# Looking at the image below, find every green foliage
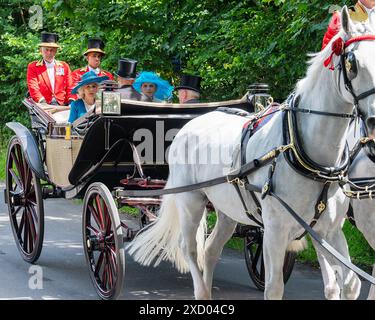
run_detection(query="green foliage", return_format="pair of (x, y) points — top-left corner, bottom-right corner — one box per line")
(0, 0), (352, 138)
(297, 221), (375, 267)
(0, 144), (6, 181)
(207, 211), (374, 267)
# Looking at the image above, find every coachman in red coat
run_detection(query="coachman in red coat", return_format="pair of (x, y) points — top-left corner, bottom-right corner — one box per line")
(71, 38), (114, 100)
(27, 32), (73, 105)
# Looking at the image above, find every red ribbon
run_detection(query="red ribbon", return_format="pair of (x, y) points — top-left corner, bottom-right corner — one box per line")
(324, 35), (375, 71)
(324, 37), (344, 70)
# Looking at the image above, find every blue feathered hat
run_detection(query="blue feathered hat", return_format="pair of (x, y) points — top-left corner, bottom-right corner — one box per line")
(133, 71), (174, 100)
(71, 70), (109, 94)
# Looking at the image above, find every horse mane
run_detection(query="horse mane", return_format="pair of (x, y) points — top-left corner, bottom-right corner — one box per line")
(296, 20), (373, 101)
(295, 30), (345, 101)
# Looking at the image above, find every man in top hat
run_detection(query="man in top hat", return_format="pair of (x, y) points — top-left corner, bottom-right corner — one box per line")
(27, 32), (73, 105)
(176, 74), (202, 104)
(71, 38), (114, 100)
(322, 1), (375, 50)
(116, 58), (150, 101)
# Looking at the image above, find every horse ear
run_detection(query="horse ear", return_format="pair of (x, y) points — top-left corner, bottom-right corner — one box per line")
(341, 5), (352, 35)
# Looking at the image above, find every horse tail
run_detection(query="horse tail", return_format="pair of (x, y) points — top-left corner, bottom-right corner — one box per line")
(286, 237), (307, 252)
(127, 191), (207, 274)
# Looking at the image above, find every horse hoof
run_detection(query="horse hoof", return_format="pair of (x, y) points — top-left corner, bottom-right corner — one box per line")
(324, 286), (340, 300)
(342, 276), (361, 300)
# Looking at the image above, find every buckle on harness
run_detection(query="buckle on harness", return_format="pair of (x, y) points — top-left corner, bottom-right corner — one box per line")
(227, 176), (246, 188)
(317, 201), (326, 214)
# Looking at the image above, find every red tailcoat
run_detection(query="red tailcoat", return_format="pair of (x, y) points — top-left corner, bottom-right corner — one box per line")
(71, 66), (114, 100)
(27, 60), (73, 105)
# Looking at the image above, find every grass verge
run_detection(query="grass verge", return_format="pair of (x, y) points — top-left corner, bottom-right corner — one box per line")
(0, 144), (6, 181)
(208, 212), (375, 268)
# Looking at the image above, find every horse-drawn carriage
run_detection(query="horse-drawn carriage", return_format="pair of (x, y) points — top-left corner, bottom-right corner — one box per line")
(4, 83), (288, 299)
(6, 6), (375, 300)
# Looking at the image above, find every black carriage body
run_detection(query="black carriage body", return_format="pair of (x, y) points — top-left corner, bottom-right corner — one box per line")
(5, 95), (298, 301)
(16, 97), (253, 198)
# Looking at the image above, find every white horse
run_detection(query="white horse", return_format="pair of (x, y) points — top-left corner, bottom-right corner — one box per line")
(317, 121), (375, 300)
(347, 147), (375, 300)
(128, 7), (375, 300)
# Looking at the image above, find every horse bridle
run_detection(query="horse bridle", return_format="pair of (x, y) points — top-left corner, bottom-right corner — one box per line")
(340, 35), (375, 116)
(281, 35), (375, 182)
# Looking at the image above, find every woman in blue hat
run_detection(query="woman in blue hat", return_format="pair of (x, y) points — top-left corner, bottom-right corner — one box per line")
(133, 71), (173, 102)
(68, 70), (108, 123)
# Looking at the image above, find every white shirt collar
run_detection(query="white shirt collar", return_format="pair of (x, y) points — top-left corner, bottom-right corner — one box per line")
(44, 59), (55, 67)
(83, 100), (96, 112)
(89, 66), (100, 74)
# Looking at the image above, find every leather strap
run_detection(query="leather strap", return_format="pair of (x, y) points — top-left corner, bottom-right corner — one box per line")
(270, 190), (375, 285)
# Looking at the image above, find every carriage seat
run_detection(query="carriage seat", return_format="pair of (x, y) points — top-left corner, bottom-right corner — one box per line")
(52, 109), (70, 124)
(36, 103), (71, 124)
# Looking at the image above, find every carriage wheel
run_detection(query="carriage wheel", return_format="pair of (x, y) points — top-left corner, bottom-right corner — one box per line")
(82, 182), (125, 300)
(5, 136), (44, 263)
(244, 227), (296, 291)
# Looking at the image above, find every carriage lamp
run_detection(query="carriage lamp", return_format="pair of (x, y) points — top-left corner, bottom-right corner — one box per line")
(102, 91), (121, 115)
(247, 83), (272, 113)
(96, 80), (121, 115)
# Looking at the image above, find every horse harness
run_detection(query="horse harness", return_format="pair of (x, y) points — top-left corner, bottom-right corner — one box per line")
(115, 35), (375, 284)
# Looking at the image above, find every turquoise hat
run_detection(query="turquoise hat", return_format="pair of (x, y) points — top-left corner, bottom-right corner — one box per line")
(133, 71), (174, 100)
(71, 70), (109, 94)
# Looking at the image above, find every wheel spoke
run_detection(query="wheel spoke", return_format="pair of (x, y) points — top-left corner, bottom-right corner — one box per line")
(106, 232), (114, 244)
(107, 249), (117, 285)
(23, 212), (29, 252)
(28, 199), (37, 207)
(9, 168), (23, 192)
(95, 195), (105, 231)
(26, 185), (36, 202)
(24, 166), (32, 194)
(94, 251), (105, 277)
(11, 205), (22, 217)
(27, 203), (39, 225)
(106, 251), (114, 289)
(16, 209), (26, 239)
(88, 204), (103, 231)
(108, 245), (117, 265)
(104, 204), (112, 235)
(26, 206), (37, 241)
(14, 146), (26, 184)
(26, 209), (35, 253)
(86, 225), (100, 236)
(10, 150), (22, 182)
(102, 256), (109, 290)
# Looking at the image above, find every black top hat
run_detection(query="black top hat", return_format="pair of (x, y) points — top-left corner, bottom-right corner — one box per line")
(115, 58), (138, 79)
(84, 38), (106, 56)
(39, 32), (60, 48)
(175, 75), (202, 93)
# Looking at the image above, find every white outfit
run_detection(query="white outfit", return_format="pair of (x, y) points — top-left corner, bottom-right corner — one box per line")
(44, 59), (55, 92)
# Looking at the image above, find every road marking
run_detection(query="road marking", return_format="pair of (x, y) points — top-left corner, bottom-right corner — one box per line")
(0, 297), (32, 300)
